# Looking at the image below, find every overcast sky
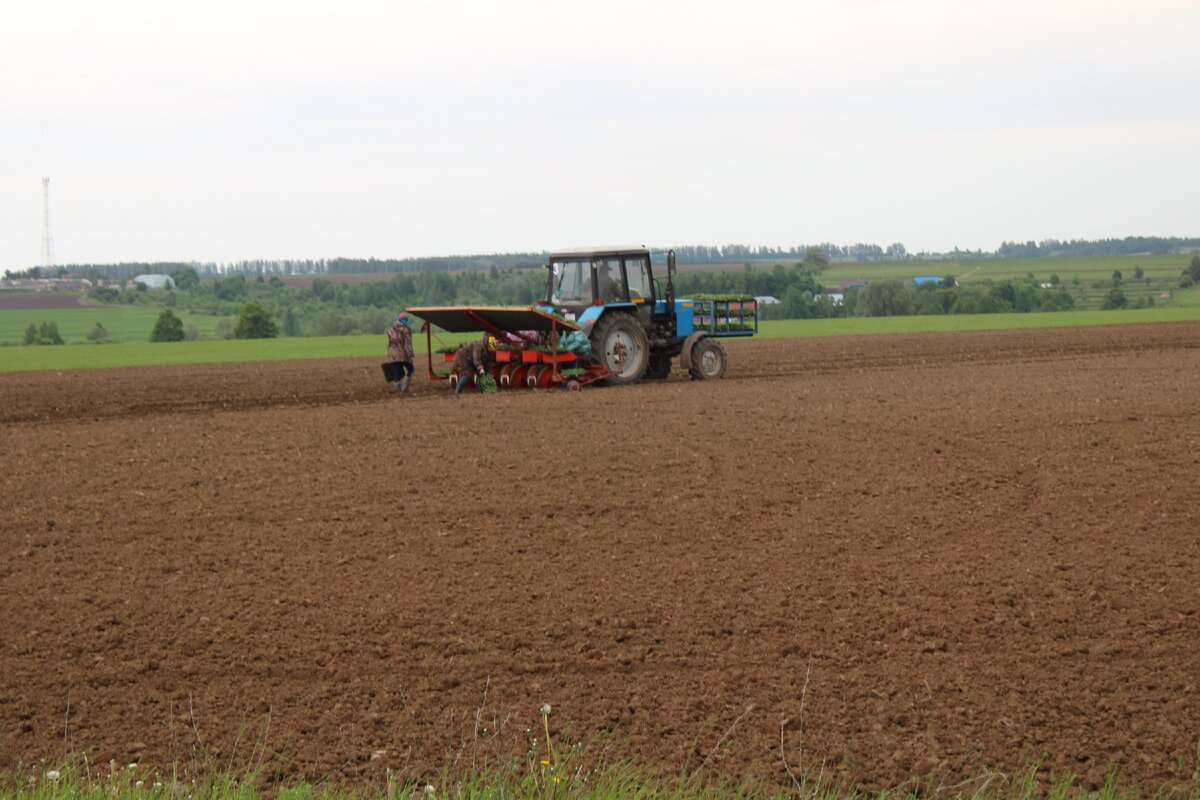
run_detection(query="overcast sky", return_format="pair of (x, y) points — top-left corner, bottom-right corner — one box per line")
(2, 0), (1198, 267)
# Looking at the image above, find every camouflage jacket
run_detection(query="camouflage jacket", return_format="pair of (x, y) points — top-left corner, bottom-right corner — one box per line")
(386, 322), (414, 362)
(452, 338), (494, 375)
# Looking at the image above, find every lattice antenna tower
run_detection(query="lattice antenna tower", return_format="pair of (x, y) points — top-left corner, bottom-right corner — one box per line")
(41, 176), (55, 272)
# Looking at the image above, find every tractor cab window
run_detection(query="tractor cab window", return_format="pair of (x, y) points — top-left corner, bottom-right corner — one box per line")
(594, 258), (623, 303)
(550, 260), (593, 306)
(625, 257), (651, 300)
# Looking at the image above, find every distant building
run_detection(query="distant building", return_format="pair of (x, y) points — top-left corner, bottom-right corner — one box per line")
(835, 279), (868, 292)
(913, 276), (942, 285)
(129, 274), (175, 290)
(0, 278), (92, 292)
(754, 295), (781, 305)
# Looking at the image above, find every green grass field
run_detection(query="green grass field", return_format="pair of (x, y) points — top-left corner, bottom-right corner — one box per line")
(2, 306), (1197, 374)
(809, 253), (1196, 311)
(0, 305), (221, 344)
(756, 305), (1200, 338)
(815, 253), (1194, 285)
(0, 331), (479, 373)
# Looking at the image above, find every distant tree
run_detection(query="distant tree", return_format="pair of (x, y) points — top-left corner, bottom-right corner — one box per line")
(1133, 265), (1144, 280)
(213, 274), (248, 301)
(281, 306), (301, 337)
(86, 322), (110, 342)
(150, 309), (185, 342)
(1101, 288), (1129, 310)
(857, 279), (913, 317)
(213, 317), (235, 339)
(169, 267), (200, 290)
(1186, 255), (1200, 284)
(22, 323), (37, 345)
(38, 321), (64, 345)
(235, 300), (279, 339)
(88, 286), (120, 303)
(780, 286), (815, 319)
(310, 278), (336, 302)
(1112, 270), (1123, 287)
(1049, 273), (1061, 286)
(803, 246), (830, 273)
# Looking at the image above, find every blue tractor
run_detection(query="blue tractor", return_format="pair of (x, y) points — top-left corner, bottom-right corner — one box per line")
(539, 246), (758, 384)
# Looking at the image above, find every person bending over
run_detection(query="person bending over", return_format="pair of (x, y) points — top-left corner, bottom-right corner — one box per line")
(452, 335), (499, 395)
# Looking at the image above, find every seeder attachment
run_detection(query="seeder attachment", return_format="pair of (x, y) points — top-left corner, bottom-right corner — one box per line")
(406, 305), (610, 391)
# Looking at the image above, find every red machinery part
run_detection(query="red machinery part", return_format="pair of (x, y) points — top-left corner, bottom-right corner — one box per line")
(509, 363), (532, 387)
(524, 365), (550, 388)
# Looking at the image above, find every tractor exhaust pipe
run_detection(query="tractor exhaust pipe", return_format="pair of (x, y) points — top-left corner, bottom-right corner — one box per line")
(666, 249), (676, 306)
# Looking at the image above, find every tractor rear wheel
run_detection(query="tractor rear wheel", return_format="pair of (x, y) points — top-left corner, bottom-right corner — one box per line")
(688, 337), (726, 380)
(591, 313), (649, 384)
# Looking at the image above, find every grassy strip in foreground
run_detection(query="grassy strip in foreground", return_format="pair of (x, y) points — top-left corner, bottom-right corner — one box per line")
(757, 306), (1200, 339)
(0, 332), (477, 374)
(4, 760), (1199, 800)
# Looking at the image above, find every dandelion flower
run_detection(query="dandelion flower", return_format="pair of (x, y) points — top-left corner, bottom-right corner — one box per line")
(45, 771), (61, 782)
(540, 759), (550, 767)
(424, 784), (436, 795)
(540, 704), (551, 716)
(552, 776), (563, 784)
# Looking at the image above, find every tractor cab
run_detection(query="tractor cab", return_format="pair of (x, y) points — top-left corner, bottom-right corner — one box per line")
(544, 246), (675, 335)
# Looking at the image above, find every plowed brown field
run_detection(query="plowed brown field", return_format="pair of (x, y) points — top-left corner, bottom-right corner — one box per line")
(2, 323), (1199, 790)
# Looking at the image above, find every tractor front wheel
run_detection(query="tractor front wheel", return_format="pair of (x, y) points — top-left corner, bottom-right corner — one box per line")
(591, 313), (649, 385)
(688, 337), (727, 380)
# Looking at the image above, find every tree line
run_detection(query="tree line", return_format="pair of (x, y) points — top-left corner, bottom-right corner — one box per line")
(78, 255), (1106, 341)
(11, 235), (1197, 282)
(997, 236), (1200, 258)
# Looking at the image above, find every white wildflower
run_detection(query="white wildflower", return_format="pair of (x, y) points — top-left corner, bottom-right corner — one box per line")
(540, 704), (551, 716)
(424, 784), (436, 795)
(46, 770), (61, 782)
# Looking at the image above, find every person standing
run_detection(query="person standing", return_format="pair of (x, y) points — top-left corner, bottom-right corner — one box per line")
(385, 312), (415, 394)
